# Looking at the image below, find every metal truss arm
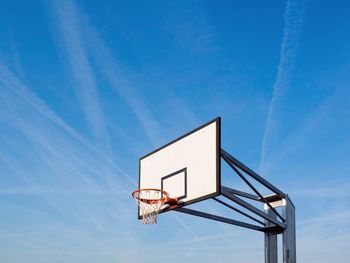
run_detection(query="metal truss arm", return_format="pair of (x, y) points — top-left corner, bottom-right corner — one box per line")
(176, 207), (265, 232)
(212, 197), (265, 225)
(221, 188), (285, 229)
(221, 149), (285, 198)
(221, 186), (261, 202)
(221, 151), (285, 222)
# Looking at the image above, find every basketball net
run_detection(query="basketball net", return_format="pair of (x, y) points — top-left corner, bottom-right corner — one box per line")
(132, 189), (168, 224)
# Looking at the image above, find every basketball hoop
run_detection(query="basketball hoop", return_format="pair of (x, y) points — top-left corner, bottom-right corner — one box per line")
(132, 188), (178, 224)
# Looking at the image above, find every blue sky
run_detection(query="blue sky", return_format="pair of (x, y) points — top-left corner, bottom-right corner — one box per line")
(0, 0), (349, 262)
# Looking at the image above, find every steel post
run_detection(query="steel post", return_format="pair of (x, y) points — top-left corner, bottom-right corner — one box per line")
(283, 196), (296, 263)
(265, 206), (278, 263)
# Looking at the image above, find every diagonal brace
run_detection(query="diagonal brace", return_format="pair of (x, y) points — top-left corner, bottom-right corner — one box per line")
(175, 207), (265, 232)
(221, 149), (285, 198)
(221, 153), (285, 222)
(213, 197), (265, 225)
(221, 188), (285, 229)
(221, 186), (261, 202)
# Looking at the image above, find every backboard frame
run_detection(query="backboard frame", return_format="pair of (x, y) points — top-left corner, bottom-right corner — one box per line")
(137, 117), (221, 219)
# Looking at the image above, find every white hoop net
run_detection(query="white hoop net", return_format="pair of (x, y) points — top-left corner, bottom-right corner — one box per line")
(132, 189), (168, 224)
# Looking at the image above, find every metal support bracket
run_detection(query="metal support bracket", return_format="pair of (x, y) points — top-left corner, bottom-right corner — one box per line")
(173, 149), (295, 263)
(221, 187), (285, 229)
(176, 207), (265, 232)
(221, 149), (285, 198)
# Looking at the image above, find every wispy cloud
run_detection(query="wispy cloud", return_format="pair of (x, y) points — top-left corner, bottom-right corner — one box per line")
(0, 61), (142, 259)
(0, 61), (135, 186)
(260, 0), (305, 173)
(297, 209), (350, 263)
(48, 0), (171, 147)
(293, 183), (350, 198)
(85, 28), (164, 147)
(48, 0), (111, 152)
(164, 4), (217, 55)
(82, 4), (202, 146)
(262, 86), (350, 173)
(0, 61), (137, 204)
(0, 64), (137, 252)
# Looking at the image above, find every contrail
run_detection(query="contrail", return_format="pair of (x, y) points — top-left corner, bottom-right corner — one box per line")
(48, 0), (112, 152)
(260, 0), (305, 173)
(85, 28), (164, 147)
(0, 61), (136, 186)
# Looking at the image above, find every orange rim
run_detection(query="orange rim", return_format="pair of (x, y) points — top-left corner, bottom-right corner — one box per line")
(131, 188), (178, 205)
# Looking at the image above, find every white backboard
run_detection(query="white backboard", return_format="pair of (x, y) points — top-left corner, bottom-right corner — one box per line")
(138, 117), (221, 218)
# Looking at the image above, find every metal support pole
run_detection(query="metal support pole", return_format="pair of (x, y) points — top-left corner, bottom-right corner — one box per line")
(264, 196), (296, 263)
(283, 196), (296, 263)
(265, 206), (278, 263)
